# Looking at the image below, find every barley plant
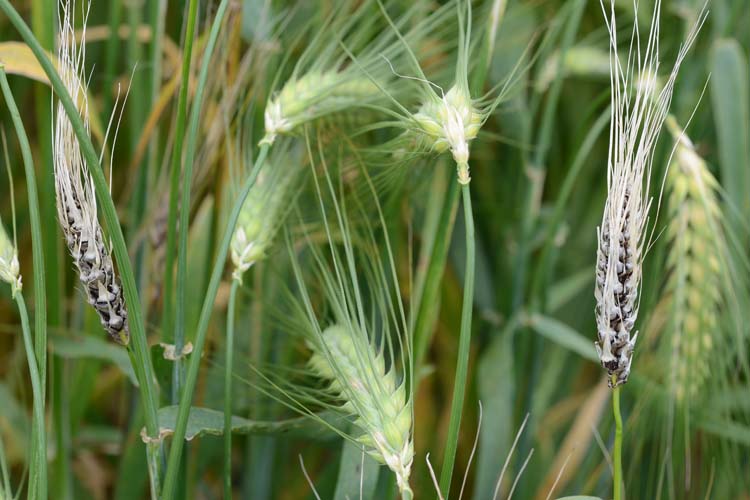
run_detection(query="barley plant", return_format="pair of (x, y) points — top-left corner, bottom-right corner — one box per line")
(0, 0), (748, 499)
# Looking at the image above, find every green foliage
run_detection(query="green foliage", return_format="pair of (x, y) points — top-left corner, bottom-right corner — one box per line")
(0, 0), (747, 499)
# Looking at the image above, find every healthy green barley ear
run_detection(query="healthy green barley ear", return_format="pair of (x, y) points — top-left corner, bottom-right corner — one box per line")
(664, 118), (725, 403)
(260, 71), (378, 146)
(371, 0), (521, 184)
(259, 0), (440, 147)
(0, 216), (20, 297)
(231, 140), (305, 281)
(258, 0), (384, 146)
(308, 325), (413, 495)
(252, 134), (415, 497)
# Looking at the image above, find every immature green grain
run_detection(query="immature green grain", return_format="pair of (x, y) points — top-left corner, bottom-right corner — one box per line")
(308, 325), (413, 496)
(260, 71), (378, 146)
(374, 1), (516, 185)
(665, 122), (723, 403)
(265, 134), (415, 497)
(0, 216), (20, 296)
(231, 144), (304, 281)
(411, 85), (482, 184)
(260, 0), (444, 147)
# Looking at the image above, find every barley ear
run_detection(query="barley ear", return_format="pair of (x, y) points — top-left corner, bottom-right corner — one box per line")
(231, 142), (304, 282)
(261, 71), (379, 146)
(665, 119), (723, 403)
(53, 0), (129, 345)
(0, 218), (20, 297)
(594, 0), (706, 387)
(308, 325), (414, 496)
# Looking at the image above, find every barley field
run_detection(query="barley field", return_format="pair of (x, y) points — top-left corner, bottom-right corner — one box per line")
(0, 0), (748, 499)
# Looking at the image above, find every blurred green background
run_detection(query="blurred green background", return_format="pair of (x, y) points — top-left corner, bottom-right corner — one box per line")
(0, 0), (748, 498)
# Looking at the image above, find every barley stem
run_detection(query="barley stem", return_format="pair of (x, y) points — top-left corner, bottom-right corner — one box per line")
(439, 183), (475, 497)
(413, 170), (459, 369)
(14, 293), (47, 500)
(162, 143), (269, 499)
(0, 67), (48, 500)
(102, 0), (122, 116)
(224, 278), (240, 497)
(176, 0), (231, 404)
(612, 376), (623, 500)
(165, 0), (200, 404)
(30, 2), (70, 493)
(0, 3), (163, 494)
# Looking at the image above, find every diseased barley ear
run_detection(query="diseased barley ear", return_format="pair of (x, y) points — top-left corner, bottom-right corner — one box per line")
(665, 122), (722, 403)
(308, 325), (413, 496)
(594, 0), (706, 387)
(53, 0), (129, 345)
(0, 216), (21, 296)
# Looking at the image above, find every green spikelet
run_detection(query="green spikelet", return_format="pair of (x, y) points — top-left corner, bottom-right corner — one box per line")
(260, 71), (379, 146)
(665, 124), (722, 403)
(309, 325), (413, 496)
(412, 85), (482, 181)
(0, 216), (20, 295)
(230, 147), (303, 281)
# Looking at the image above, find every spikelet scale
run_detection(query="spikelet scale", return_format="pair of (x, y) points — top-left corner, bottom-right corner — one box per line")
(594, 0), (705, 386)
(54, 0), (129, 345)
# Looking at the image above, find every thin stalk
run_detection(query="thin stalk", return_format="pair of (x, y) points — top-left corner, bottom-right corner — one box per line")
(0, 68), (47, 387)
(0, 67), (47, 500)
(14, 293), (47, 500)
(173, 4), (231, 488)
(613, 379), (623, 500)
(511, 0), (585, 311)
(0, 3), (163, 495)
(0, 428), (11, 498)
(164, 0), (201, 403)
(126, 0), (145, 157)
(439, 183), (475, 497)
(126, 0), (148, 294)
(413, 172), (459, 369)
(224, 278), (239, 497)
(26, 0), (51, 384)
(147, 0), (166, 171)
(102, 0), (123, 115)
(161, 144), (269, 499)
(136, 0), (167, 300)
(175, 0), (230, 403)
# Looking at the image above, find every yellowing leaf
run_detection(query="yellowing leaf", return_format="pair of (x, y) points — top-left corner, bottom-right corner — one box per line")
(0, 41), (55, 84)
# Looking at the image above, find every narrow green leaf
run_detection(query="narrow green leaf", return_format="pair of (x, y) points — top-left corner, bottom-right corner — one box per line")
(710, 39), (750, 217)
(547, 268), (593, 313)
(50, 335), (138, 387)
(473, 329), (515, 500)
(334, 440), (380, 500)
(152, 406), (338, 442)
(527, 313), (597, 362)
(0, 383), (29, 450)
(698, 417), (750, 446)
